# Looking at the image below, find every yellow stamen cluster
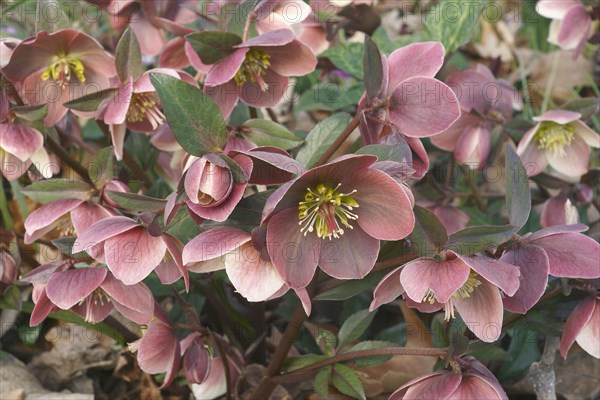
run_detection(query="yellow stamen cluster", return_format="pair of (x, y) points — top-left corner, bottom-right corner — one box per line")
(234, 49), (271, 90)
(422, 271), (482, 321)
(534, 121), (575, 156)
(298, 183), (359, 240)
(81, 289), (111, 322)
(41, 55), (86, 87)
(127, 92), (165, 129)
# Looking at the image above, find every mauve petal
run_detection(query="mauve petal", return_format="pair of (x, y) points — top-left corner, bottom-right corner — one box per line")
(400, 257), (470, 304)
(155, 257), (182, 284)
(103, 227), (167, 284)
(267, 208), (320, 289)
(448, 375), (506, 400)
(162, 233), (189, 291)
(205, 48), (249, 86)
(517, 143), (548, 177)
(21, 262), (67, 284)
(137, 320), (178, 374)
(46, 268), (107, 309)
(186, 180), (246, 222)
(389, 372), (450, 400)
(546, 134), (590, 177)
(204, 80), (240, 120)
(239, 69), (288, 108)
(104, 78), (134, 125)
(575, 298), (600, 359)
(0, 150), (29, 181)
(183, 227), (250, 265)
(109, 123), (127, 161)
(70, 203), (113, 236)
(159, 37), (190, 69)
(297, 25), (328, 55)
(30, 288), (56, 326)
(389, 77), (461, 138)
(370, 266), (404, 311)
(294, 287), (312, 316)
(386, 42), (446, 93)
(431, 114), (480, 152)
(318, 225), (379, 280)
(72, 216), (138, 253)
(536, 0), (579, 19)
(571, 120), (600, 148)
(558, 5), (591, 51)
(191, 357), (227, 400)
(540, 197), (568, 228)
(433, 206), (470, 235)
(533, 110), (581, 124)
(447, 70), (495, 114)
(135, 68), (183, 93)
(24, 199), (85, 244)
(185, 157), (231, 204)
(231, 149), (303, 185)
(0, 124), (44, 162)
(73, 295), (114, 323)
(130, 14), (166, 57)
(349, 168), (415, 240)
(266, 40), (317, 77)
(454, 125), (491, 166)
(101, 274), (154, 324)
(500, 245), (549, 314)
(224, 242), (286, 302)
(238, 29), (295, 48)
(528, 223), (588, 240)
(560, 296), (597, 358)
(532, 233), (600, 278)
(402, 372), (463, 400)
(455, 253), (520, 296)
(454, 279), (504, 342)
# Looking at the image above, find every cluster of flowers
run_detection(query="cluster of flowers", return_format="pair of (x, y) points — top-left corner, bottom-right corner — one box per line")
(1, 0), (599, 398)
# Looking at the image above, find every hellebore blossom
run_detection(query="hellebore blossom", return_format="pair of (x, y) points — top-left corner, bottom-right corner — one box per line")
(431, 64), (522, 168)
(0, 119), (51, 180)
(517, 110), (600, 178)
(501, 224), (600, 314)
(560, 296), (600, 359)
(262, 154), (415, 289)
(389, 357), (508, 400)
(202, 29), (317, 119)
(2, 29), (116, 126)
(537, 0), (592, 58)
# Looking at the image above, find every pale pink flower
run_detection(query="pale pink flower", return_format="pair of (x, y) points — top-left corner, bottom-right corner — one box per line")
(537, 0), (592, 58)
(560, 296), (600, 359)
(0, 121), (51, 180)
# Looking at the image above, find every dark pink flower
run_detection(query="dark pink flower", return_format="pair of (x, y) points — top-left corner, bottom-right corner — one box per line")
(425, 203), (470, 235)
(202, 29), (317, 119)
(262, 154), (415, 289)
(540, 196), (572, 228)
(537, 0), (592, 58)
(517, 110), (599, 178)
(0, 121), (51, 180)
(180, 332), (211, 384)
(2, 29), (116, 126)
(0, 250), (18, 284)
(560, 296), (599, 359)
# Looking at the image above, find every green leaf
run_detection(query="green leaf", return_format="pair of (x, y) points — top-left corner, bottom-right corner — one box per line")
(296, 112), (353, 168)
(423, 0), (485, 53)
(332, 363), (366, 400)
(241, 119), (302, 150)
(363, 36), (383, 100)
(355, 142), (411, 164)
(51, 237), (89, 258)
(497, 328), (541, 381)
(503, 119), (535, 142)
(322, 42), (364, 79)
(337, 309), (376, 350)
(88, 147), (114, 187)
(64, 88), (119, 112)
(11, 104), (47, 121)
(151, 73), (228, 156)
(296, 83), (364, 112)
(218, 154), (248, 183)
(18, 324), (42, 346)
(408, 205), (448, 257)
(445, 224), (518, 255)
(226, 0), (260, 37)
(115, 27), (143, 81)
(505, 145), (531, 229)
(317, 329), (338, 355)
(314, 270), (388, 301)
(314, 367), (332, 399)
(346, 341), (395, 367)
(35, 0), (69, 33)
(283, 354), (329, 372)
(200, 190), (272, 232)
(106, 191), (166, 212)
(185, 31), (243, 64)
(22, 179), (92, 204)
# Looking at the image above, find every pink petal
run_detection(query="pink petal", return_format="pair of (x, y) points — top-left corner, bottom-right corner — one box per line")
(70, 203), (113, 236)
(430, 114), (480, 152)
(389, 77), (461, 138)
(454, 279), (504, 342)
(130, 13), (166, 57)
(400, 257), (471, 304)
(110, 123), (127, 161)
(348, 168), (415, 240)
(266, 207), (320, 289)
(0, 150), (30, 181)
(395, 372), (462, 400)
(186, 180), (246, 222)
(455, 253), (521, 296)
(191, 357), (227, 400)
(159, 37), (190, 69)
(185, 157), (232, 205)
(204, 80), (240, 120)
(454, 125), (491, 166)
(161, 233), (189, 291)
(103, 78), (134, 125)
(386, 42), (446, 93)
(182, 227), (250, 265)
(239, 69), (288, 108)
(266, 40), (317, 77)
(557, 5), (591, 51)
(560, 297), (597, 358)
(528, 223), (588, 240)
(24, 199), (84, 244)
(533, 110), (581, 124)
(448, 375), (507, 400)
(532, 233), (600, 278)
(0, 124), (44, 162)
(135, 68), (182, 93)
(205, 48), (249, 87)
(30, 288), (56, 326)
(432, 206), (470, 235)
(294, 287), (312, 316)
(73, 295), (114, 323)
(46, 268), (107, 309)
(101, 274), (154, 324)
(72, 216), (138, 253)
(137, 320), (178, 375)
(369, 266), (404, 311)
(500, 245), (549, 314)
(536, 0), (580, 19)
(546, 134), (590, 177)
(540, 197), (568, 228)
(238, 29), (295, 48)
(571, 120), (600, 148)
(575, 298), (600, 359)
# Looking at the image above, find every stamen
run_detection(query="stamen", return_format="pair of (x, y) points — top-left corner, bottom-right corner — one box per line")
(420, 271), (482, 321)
(127, 92), (165, 128)
(534, 121), (575, 156)
(41, 55), (86, 88)
(234, 49), (271, 91)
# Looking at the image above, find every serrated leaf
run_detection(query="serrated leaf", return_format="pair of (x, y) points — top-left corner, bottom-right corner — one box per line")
(296, 112), (352, 168)
(337, 309), (376, 350)
(36, 0), (69, 33)
(355, 142), (411, 164)
(423, 0), (485, 53)
(505, 145), (531, 229)
(296, 83), (364, 112)
(332, 364), (366, 400)
(226, 0), (260, 37)
(64, 88), (119, 112)
(11, 104), (47, 121)
(346, 340), (395, 367)
(115, 27), (143, 81)
(151, 73), (228, 156)
(185, 31), (242, 64)
(317, 329), (338, 355)
(241, 119), (302, 150)
(88, 147), (114, 187)
(106, 191), (166, 212)
(283, 354), (329, 372)
(22, 180), (92, 204)
(363, 36), (383, 101)
(314, 366), (332, 399)
(408, 205), (448, 257)
(322, 42), (364, 79)
(445, 225), (518, 255)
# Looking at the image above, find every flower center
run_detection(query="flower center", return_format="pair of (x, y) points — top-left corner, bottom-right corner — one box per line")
(534, 121), (575, 156)
(234, 49), (271, 91)
(126, 92), (165, 129)
(41, 55), (86, 87)
(298, 183), (359, 240)
(422, 271), (481, 321)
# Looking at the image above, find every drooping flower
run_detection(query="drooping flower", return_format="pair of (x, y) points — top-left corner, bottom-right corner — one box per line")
(2, 29), (116, 126)
(539, 196), (577, 228)
(560, 296), (600, 359)
(0, 250), (18, 285)
(517, 110), (600, 178)
(431, 64), (522, 168)
(201, 29), (317, 119)
(537, 0), (592, 58)
(262, 154), (415, 289)
(0, 119), (51, 180)
(180, 332), (211, 384)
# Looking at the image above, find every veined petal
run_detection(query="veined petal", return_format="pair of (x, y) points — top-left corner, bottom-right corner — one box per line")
(72, 216), (138, 253)
(532, 233), (600, 278)
(101, 273), (154, 325)
(182, 227), (250, 265)
(0, 124), (44, 162)
(400, 257), (470, 304)
(370, 266), (404, 311)
(501, 245), (549, 314)
(387, 42), (446, 93)
(560, 296), (597, 358)
(46, 268), (107, 309)
(24, 199), (85, 244)
(454, 279), (504, 343)
(546, 134), (590, 177)
(455, 253), (521, 296)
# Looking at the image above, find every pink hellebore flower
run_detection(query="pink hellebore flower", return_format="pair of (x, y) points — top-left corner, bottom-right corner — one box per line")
(203, 29), (317, 119)
(72, 216), (188, 287)
(389, 357), (507, 400)
(517, 110), (600, 178)
(262, 154), (415, 290)
(537, 0), (592, 58)
(540, 196), (575, 228)
(0, 121), (51, 181)
(2, 29), (116, 126)
(0, 251), (18, 285)
(431, 64), (522, 168)
(560, 296), (600, 359)
(501, 224), (600, 314)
